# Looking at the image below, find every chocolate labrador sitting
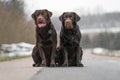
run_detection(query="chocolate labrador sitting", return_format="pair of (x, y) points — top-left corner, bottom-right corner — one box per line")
(31, 9), (57, 67)
(57, 12), (84, 67)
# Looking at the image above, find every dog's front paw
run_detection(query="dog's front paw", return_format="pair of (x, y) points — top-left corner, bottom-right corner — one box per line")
(50, 60), (56, 67)
(40, 64), (46, 67)
(77, 63), (84, 67)
(40, 60), (46, 67)
(33, 63), (41, 67)
(62, 63), (68, 67)
(50, 63), (56, 67)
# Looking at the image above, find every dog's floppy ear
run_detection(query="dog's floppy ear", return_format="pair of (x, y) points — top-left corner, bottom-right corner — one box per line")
(59, 14), (62, 21)
(59, 12), (65, 21)
(31, 10), (39, 20)
(44, 9), (52, 17)
(73, 12), (80, 22)
(31, 12), (35, 20)
(48, 10), (52, 17)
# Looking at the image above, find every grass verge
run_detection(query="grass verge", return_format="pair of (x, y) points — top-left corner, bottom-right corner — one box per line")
(0, 54), (31, 62)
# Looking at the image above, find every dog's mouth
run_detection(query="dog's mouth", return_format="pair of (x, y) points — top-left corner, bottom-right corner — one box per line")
(65, 22), (72, 27)
(37, 16), (46, 28)
(64, 18), (73, 29)
(37, 21), (46, 28)
(65, 21), (73, 29)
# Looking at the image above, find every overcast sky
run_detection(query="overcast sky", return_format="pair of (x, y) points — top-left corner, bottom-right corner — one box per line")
(24, 0), (120, 17)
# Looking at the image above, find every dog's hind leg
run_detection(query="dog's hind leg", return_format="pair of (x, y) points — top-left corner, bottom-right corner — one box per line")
(32, 47), (42, 67)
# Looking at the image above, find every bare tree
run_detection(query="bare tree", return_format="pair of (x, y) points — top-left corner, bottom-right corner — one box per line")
(0, 0), (35, 44)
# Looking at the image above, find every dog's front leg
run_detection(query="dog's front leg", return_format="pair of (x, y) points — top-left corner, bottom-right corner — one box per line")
(50, 44), (56, 67)
(76, 46), (84, 67)
(38, 47), (46, 66)
(62, 48), (68, 67)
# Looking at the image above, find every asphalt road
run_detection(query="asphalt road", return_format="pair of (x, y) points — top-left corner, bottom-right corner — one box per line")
(31, 49), (120, 80)
(0, 49), (120, 80)
(0, 57), (41, 80)
(31, 60), (120, 80)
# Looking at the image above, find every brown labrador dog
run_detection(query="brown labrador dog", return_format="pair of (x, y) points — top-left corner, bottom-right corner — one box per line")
(58, 12), (84, 67)
(31, 9), (57, 67)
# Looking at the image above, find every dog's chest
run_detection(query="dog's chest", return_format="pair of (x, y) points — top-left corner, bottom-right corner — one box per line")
(39, 29), (53, 47)
(61, 30), (79, 47)
(39, 29), (52, 39)
(62, 30), (76, 41)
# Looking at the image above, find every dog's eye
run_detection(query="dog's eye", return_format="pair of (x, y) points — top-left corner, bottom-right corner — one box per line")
(64, 17), (67, 20)
(36, 13), (40, 16)
(70, 17), (73, 20)
(40, 12), (44, 15)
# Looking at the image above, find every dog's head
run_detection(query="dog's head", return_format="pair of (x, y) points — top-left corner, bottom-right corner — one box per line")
(31, 9), (52, 28)
(59, 12), (80, 29)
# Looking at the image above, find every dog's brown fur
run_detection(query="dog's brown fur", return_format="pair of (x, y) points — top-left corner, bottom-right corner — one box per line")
(31, 9), (57, 67)
(57, 12), (84, 67)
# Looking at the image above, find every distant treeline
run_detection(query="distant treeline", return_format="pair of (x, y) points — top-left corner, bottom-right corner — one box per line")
(52, 12), (120, 30)
(81, 32), (120, 50)
(79, 12), (120, 29)
(0, 0), (120, 50)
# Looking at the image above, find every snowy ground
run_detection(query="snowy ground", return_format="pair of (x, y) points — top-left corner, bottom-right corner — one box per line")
(81, 27), (120, 34)
(93, 48), (120, 57)
(0, 42), (120, 57)
(0, 42), (34, 57)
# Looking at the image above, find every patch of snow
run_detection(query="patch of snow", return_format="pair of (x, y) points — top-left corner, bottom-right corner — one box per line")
(81, 27), (120, 34)
(0, 42), (34, 57)
(93, 48), (105, 54)
(93, 48), (120, 57)
(17, 42), (34, 48)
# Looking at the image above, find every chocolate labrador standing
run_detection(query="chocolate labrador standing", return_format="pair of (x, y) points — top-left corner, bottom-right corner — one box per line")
(58, 12), (84, 67)
(31, 9), (57, 67)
